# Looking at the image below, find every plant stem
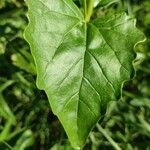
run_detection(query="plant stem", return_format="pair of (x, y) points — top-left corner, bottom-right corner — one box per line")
(1, 141), (13, 150)
(96, 124), (121, 150)
(127, 0), (132, 16)
(138, 114), (150, 133)
(84, 0), (94, 22)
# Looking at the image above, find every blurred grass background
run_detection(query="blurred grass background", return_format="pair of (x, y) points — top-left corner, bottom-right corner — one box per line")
(0, 0), (150, 150)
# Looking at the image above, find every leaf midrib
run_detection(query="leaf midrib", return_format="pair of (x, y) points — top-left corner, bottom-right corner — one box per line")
(77, 22), (87, 141)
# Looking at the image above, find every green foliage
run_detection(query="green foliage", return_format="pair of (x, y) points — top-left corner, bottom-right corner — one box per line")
(0, 0), (150, 150)
(25, 0), (145, 149)
(100, 0), (119, 6)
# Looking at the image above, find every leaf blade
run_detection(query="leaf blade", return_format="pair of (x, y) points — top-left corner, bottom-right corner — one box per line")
(25, 1), (145, 149)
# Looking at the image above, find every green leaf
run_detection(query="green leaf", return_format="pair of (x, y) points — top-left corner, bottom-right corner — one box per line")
(0, 82), (16, 141)
(0, 42), (5, 55)
(25, 0), (145, 149)
(85, 0), (119, 7)
(50, 142), (74, 150)
(80, 0), (117, 7)
(0, 119), (13, 141)
(94, 0), (101, 7)
(100, 0), (119, 6)
(0, 94), (16, 124)
(11, 50), (36, 74)
(13, 130), (34, 150)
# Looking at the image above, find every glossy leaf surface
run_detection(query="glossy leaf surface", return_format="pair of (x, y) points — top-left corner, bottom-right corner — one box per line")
(25, 0), (145, 149)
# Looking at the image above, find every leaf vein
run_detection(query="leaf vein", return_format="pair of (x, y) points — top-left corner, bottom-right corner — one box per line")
(51, 22), (81, 60)
(38, 0), (81, 20)
(99, 31), (129, 73)
(43, 22), (81, 79)
(63, 91), (79, 110)
(62, 0), (80, 18)
(83, 77), (101, 103)
(58, 58), (83, 87)
(79, 99), (97, 117)
(87, 51), (116, 93)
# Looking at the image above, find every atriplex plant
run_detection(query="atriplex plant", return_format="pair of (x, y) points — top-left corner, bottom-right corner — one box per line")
(25, 0), (145, 149)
